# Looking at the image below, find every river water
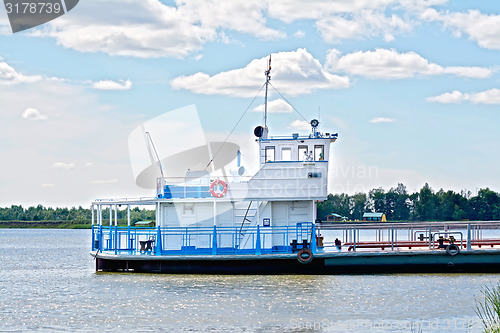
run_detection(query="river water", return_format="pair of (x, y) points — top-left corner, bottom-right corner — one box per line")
(0, 229), (498, 332)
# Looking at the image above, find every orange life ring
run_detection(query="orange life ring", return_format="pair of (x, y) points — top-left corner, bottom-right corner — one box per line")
(210, 179), (228, 198)
(297, 248), (313, 264)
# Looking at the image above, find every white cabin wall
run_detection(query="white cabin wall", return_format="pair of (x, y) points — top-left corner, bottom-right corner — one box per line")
(216, 202), (234, 247)
(266, 200), (312, 248)
(267, 201), (312, 226)
(259, 201), (272, 225)
(160, 202), (217, 227)
(247, 162), (328, 200)
(216, 202), (234, 226)
(271, 202), (288, 247)
(271, 202), (289, 226)
(180, 203), (196, 226)
(289, 201), (312, 223)
(159, 201), (257, 228)
(195, 203), (213, 227)
(163, 204), (180, 227)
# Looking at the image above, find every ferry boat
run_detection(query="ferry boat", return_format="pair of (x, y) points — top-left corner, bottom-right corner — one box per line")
(91, 56), (500, 274)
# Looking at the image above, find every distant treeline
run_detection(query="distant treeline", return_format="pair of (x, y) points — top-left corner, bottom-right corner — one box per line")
(317, 183), (500, 221)
(1, 183), (499, 224)
(0, 205), (155, 225)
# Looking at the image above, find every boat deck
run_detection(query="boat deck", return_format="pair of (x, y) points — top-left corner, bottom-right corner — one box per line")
(91, 220), (500, 274)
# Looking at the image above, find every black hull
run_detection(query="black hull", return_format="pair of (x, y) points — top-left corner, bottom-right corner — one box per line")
(95, 250), (500, 275)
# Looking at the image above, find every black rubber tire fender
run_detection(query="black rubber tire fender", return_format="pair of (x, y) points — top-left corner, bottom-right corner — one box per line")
(297, 248), (313, 264)
(446, 244), (460, 256)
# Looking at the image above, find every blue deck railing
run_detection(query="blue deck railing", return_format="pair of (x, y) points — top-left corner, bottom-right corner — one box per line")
(91, 223), (317, 255)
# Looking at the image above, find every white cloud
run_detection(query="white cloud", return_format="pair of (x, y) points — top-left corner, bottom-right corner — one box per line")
(92, 79), (132, 90)
(290, 119), (311, 131)
(266, 0), (447, 43)
(293, 30), (305, 38)
(267, 0), (445, 23)
(33, 0), (284, 59)
(41, 183), (55, 188)
(171, 49), (349, 97)
(442, 66), (492, 79)
(316, 10), (412, 43)
(84, 162), (95, 168)
(179, 0), (285, 40)
(21, 108), (48, 120)
(90, 179), (119, 184)
(51, 162), (76, 170)
(10, 0), (464, 59)
(422, 9), (500, 50)
(325, 48), (493, 79)
(0, 10), (11, 35)
(468, 89), (500, 104)
(427, 89), (500, 104)
(252, 99), (293, 113)
(0, 62), (42, 85)
(369, 117), (396, 123)
(4, 0), (461, 60)
(426, 90), (464, 104)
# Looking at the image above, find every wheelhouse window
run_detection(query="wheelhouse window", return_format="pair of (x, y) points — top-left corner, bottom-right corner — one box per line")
(314, 145), (324, 161)
(265, 146), (275, 162)
(281, 147), (292, 161)
(298, 145), (308, 161)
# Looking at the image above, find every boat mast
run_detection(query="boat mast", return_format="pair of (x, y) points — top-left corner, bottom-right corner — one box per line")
(264, 55), (271, 133)
(145, 131), (165, 179)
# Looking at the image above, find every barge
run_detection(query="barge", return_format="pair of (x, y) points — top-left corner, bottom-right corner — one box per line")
(90, 56), (500, 274)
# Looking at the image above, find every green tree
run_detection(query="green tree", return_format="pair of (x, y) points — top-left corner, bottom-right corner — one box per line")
(415, 183), (438, 221)
(368, 188), (385, 213)
(390, 183), (410, 221)
(351, 192), (367, 220)
(477, 188), (500, 221)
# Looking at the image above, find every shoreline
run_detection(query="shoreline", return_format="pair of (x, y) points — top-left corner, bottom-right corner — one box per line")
(0, 221), (91, 229)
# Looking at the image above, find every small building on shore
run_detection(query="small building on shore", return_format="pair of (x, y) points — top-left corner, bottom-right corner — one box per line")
(363, 212), (386, 222)
(326, 213), (348, 222)
(134, 220), (155, 227)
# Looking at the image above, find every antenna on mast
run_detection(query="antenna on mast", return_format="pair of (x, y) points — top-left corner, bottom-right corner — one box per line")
(145, 131), (165, 179)
(263, 55), (271, 136)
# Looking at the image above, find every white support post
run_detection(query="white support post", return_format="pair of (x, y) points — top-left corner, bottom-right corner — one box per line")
(91, 204), (94, 226)
(257, 201), (260, 226)
(114, 205), (118, 227)
(109, 205), (112, 226)
(157, 202), (161, 228)
(213, 201), (217, 226)
(312, 200), (316, 223)
(127, 205), (131, 227)
(127, 204), (132, 250)
(156, 202), (160, 227)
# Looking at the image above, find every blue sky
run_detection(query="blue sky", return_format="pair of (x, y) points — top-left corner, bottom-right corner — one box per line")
(1, 0), (499, 207)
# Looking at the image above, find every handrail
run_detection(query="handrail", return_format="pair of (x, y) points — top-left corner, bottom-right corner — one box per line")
(92, 223), (315, 255)
(317, 220), (500, 229)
